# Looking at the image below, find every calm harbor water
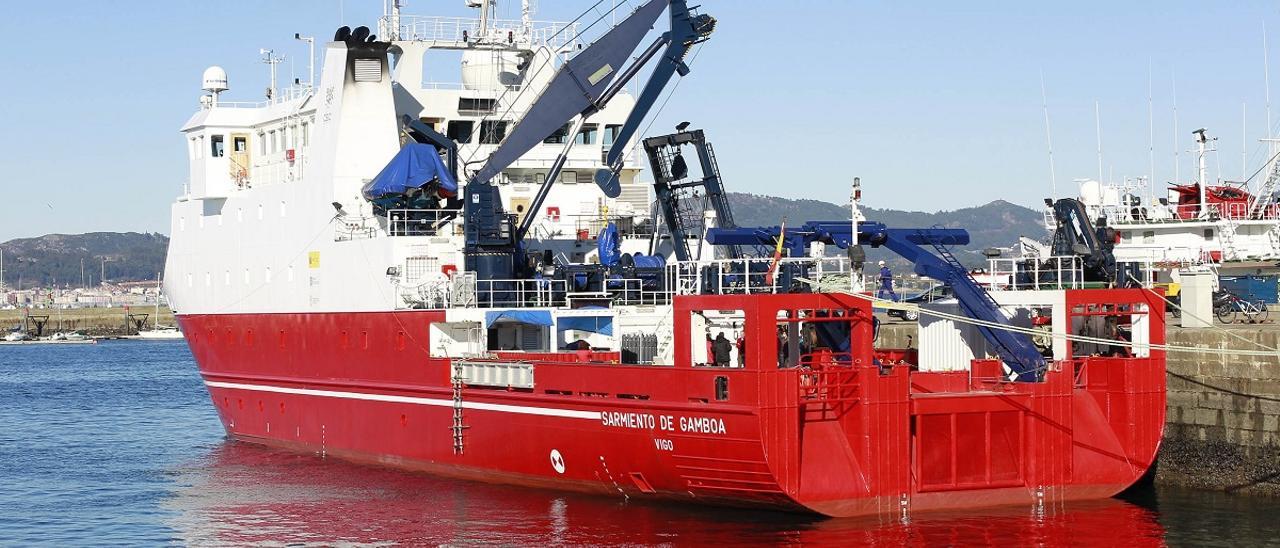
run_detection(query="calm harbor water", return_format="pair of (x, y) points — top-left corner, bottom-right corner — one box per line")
(1, 340), (1278, 546)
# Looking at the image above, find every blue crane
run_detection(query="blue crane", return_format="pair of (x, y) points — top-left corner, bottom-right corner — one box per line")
(459, 0), (716, 281)
(706, 221), (1047, 382)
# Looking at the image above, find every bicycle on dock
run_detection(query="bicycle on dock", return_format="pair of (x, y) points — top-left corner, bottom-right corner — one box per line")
(1213, 290), (1270, 324)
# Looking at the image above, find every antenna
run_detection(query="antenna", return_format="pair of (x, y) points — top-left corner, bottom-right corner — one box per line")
(1267, 22), (1273, 142)
(1039, 70), (1058, 197)
(1095, 100), (1104, 183)
(260, 48), (285, 102)
(1244, 102), (1249, 182)
(1147, 61), (1155, 187)
(1173, 70), (1180, 183)
(295, 33), (315, 89)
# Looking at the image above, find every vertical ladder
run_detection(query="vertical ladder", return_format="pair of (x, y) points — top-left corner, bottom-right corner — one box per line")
(1219, 220), (1239, 261)
(451, 360), (468, 454)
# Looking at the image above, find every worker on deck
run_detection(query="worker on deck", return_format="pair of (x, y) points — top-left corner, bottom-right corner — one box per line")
(877, 260), (898, 301)
(712, 333), (732, 367)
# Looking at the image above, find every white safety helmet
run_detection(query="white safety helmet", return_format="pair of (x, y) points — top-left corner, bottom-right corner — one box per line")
(878, 260), (885, 266)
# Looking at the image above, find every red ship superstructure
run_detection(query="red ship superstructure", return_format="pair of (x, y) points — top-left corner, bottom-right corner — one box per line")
(167, 0), (1166, 518)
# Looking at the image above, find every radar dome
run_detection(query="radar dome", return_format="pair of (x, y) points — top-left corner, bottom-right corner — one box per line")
(202, 66), (229, 93)
(460, 50), (524, 91)
(1078, 179), (1103, 207)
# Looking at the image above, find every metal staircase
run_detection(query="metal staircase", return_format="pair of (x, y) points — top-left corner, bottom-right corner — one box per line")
(1249, 157), (1280, 219)
(923, 233), (1046, 381)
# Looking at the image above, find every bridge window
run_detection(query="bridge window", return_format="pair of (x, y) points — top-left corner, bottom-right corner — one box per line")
(458, 97), (496, 114)
(233, 136), (247, 153)
(1142, 231), (1154, 244)
(544, 123), (570, 144)
(576, 125), (598, 145)
(1203, 228), (1214, 241)
(211, 135), (225, 157)
(602, 124), (622, 146)
(447, 120), (474, 143)
(479, 121), (508, 144)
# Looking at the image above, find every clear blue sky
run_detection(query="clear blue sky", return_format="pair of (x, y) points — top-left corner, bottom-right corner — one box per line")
(3, 1), (1278, 242)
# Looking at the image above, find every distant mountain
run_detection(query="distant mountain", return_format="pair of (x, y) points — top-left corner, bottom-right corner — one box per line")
(728, 193), (1048, 267)
(0, 232), (168, 289)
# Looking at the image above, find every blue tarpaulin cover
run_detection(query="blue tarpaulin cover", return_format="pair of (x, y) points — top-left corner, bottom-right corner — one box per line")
(361, 143), (458, 200)
(485, 310), (553, 328)
(597, 222), (620, 267)
(557, 315), (614, 336)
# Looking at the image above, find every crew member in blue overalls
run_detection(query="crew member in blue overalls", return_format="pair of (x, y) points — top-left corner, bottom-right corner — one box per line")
(876, 260), (898, 301)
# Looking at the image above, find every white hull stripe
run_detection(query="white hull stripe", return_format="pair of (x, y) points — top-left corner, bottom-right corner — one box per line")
(205, 380), (601, 420)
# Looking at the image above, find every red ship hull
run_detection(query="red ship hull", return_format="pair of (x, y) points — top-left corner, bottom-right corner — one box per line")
(181, 289), (1166, 518)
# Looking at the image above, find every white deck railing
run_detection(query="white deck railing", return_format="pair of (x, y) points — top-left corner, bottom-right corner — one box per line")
(384, 15), (579, 50)
(1063, 202), (1280, 225)
(667, 257), (859, 296)
(387, 209), (459, 237)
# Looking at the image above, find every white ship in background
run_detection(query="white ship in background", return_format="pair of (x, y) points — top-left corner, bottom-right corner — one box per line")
(1047, 128), (1280, 282)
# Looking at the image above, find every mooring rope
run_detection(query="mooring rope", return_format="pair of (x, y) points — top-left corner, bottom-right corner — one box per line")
(797, 277), (1280, 358)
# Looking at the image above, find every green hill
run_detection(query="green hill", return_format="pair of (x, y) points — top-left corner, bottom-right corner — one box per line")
(0, 232), (168, 289)
(728, 193), (1047, 268)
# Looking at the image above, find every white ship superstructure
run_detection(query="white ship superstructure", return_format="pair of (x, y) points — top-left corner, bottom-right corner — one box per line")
(167, 1), (651, 315)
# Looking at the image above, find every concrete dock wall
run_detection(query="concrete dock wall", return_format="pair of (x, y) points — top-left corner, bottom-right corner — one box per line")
(1160, 326), (1280, 494)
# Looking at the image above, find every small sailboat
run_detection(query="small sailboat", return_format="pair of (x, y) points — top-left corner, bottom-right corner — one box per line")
(137, 273), (184, 340)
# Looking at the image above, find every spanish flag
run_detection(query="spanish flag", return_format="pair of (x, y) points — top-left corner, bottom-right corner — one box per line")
(764, 220), (786, 286)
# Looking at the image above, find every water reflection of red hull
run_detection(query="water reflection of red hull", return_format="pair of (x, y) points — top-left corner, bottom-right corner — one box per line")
(169, 442), (1168, 546)
(181, 289), (1166, 518)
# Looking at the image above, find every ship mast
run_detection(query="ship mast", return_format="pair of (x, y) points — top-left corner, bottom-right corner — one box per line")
(478, 0), (493, 39)
(1195, 128), (1210, 218)
(385, 0), (402, 41)
(522, 0), (533, 37)
(259, 48), (284, 102)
